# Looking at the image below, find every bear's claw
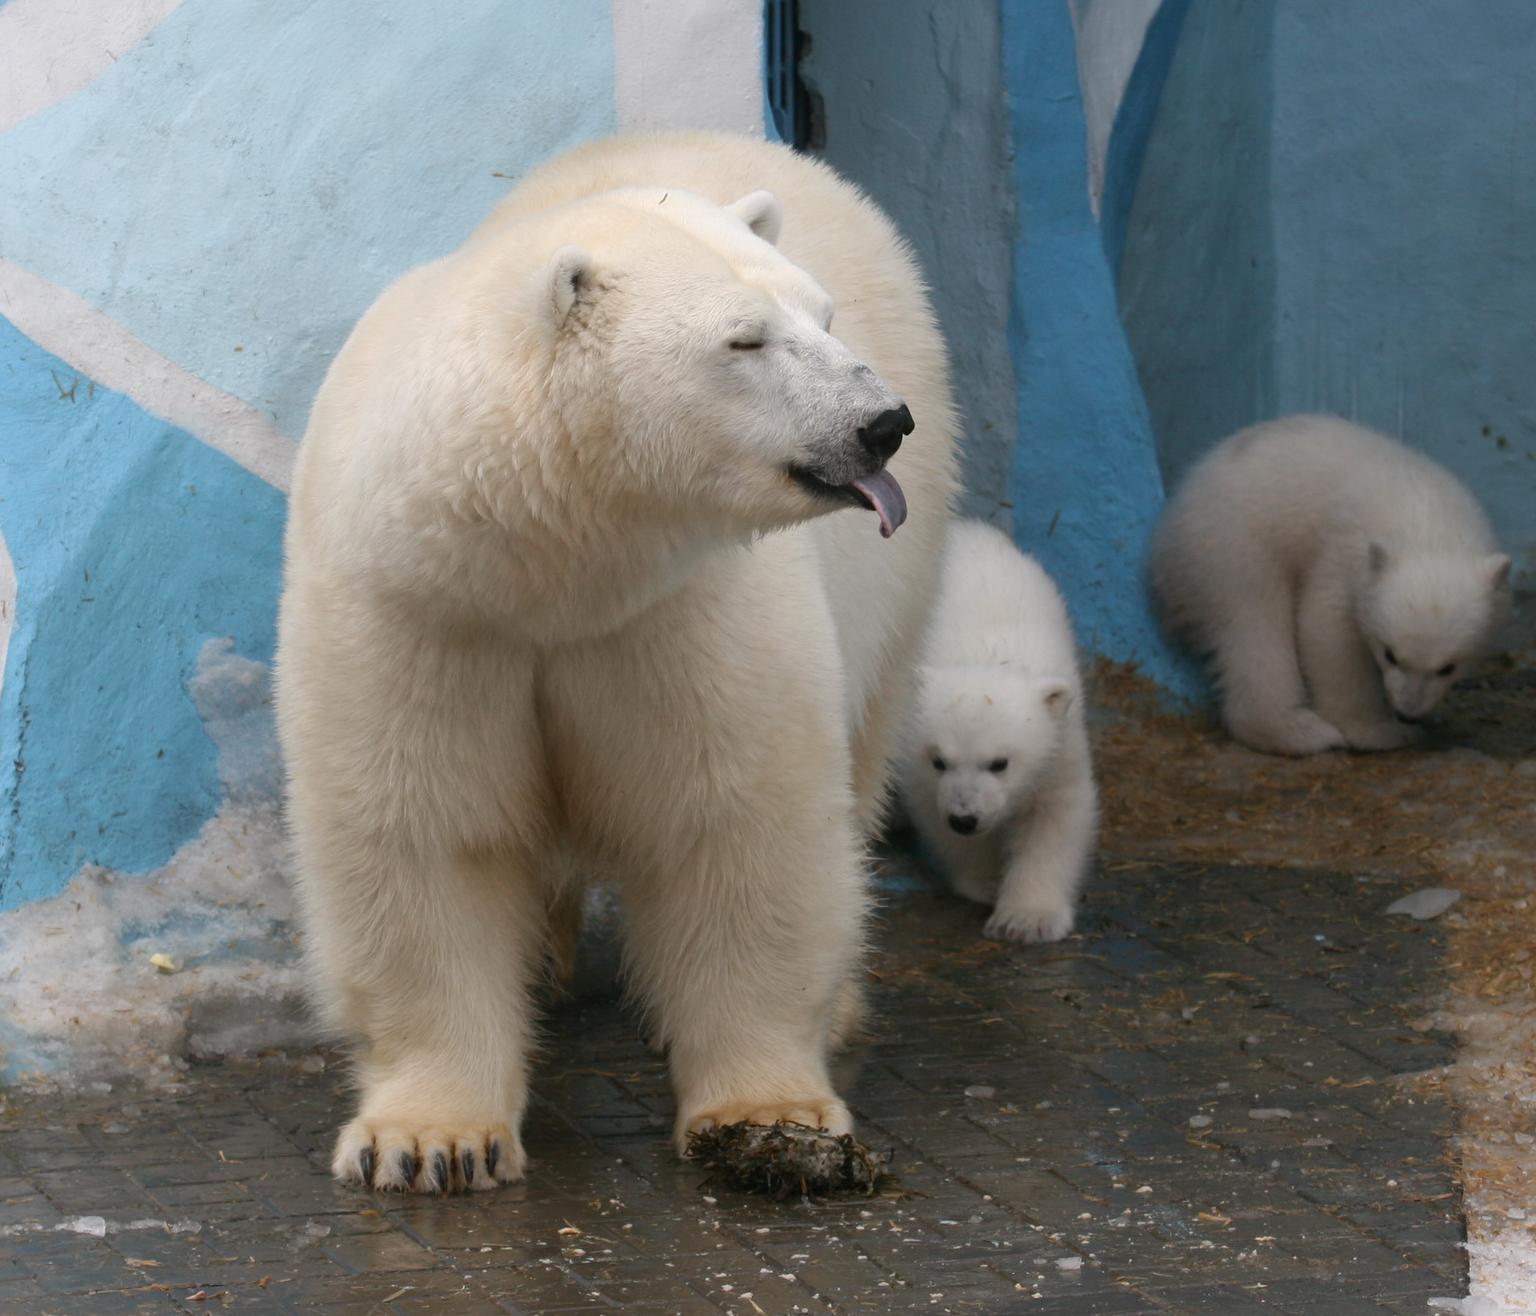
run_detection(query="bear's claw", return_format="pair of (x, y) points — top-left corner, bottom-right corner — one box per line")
(397, 1152), (418, 1188)
(333, 1119), (524, 1193)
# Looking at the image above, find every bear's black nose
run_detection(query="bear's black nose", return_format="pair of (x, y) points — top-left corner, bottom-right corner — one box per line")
(858, 404), (914, 464)
(948, 813), (978, 835)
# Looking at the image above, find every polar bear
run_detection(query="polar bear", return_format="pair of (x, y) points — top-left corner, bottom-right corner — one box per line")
(1151, 415), (1511, 756)
(898, 521), (1097, 943)
(275, 133), (956, 1192)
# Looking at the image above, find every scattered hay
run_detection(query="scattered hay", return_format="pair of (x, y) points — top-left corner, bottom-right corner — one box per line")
(686, 1121), (893, 1199)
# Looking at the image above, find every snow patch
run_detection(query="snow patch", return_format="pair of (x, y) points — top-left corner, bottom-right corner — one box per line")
(1385, 887), (1463, 919)
(0, 640), (307, 1085)
(0, 1216), (203, 1238)
(1430, 1297), (1520, 1316)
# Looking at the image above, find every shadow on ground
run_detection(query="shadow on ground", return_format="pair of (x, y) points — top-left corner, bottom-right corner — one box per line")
(0, 855), (1465, 1314)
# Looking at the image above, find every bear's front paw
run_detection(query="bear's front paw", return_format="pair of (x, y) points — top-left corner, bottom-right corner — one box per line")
(1229, 707), (1344, 757)
(985, 903), (1075, 945)
(949, 870), (1000, 905)
(332, 1116), (525, 1193)
(676, 1096), (852, 1158)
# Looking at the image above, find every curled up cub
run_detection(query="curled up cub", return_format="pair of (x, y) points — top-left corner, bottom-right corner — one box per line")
(1152, 415), (1511, 756)
(898, 520), (1098, 943)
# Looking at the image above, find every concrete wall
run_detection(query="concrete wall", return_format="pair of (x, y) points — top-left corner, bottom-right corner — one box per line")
(798, 0), (1189, 684)
(1001, 0), (1188, 681)
(799, 0), (1018, 526)
(1122, 0), (1536, 585)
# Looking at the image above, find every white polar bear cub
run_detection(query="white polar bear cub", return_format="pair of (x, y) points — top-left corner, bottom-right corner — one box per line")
(1152, 415), (1511, 756)
(275, 133), (956, 1193)
(899, 520), (1098, 944)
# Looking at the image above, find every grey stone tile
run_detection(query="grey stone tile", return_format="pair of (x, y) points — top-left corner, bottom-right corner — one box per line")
(0, 860), (1469, 1313)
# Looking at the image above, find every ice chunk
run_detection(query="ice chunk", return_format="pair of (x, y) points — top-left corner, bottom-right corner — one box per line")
(0, 644), (305, 1087)
(1428, 1299), (1515, 1315)
(1384, 888), (1462, 920)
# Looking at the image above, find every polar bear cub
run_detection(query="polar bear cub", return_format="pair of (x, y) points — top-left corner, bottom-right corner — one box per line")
(1152, 415), (1511, 756)
(899, 520), (1098, 943)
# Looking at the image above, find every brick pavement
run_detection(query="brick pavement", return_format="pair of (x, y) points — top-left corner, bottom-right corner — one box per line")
(0, 860), (1467, 1313)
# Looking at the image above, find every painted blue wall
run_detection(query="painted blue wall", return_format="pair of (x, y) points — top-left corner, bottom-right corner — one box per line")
(0, 320), (283, 909)
(1000, 1), (1188, 686)
(1122, 0), (1536, 584)
(0, 0), (615, 439)
(0, 0), (618, 911)
(797, 0), (1190, 687)
(799, 0), (1018, 526)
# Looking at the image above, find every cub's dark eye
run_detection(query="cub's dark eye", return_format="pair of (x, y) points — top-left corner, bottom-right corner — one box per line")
(728, 339), (764, 351)
(1384, 647), (1398, 667)
(1437, 662), (1456, 677)
(987, 758), (1009, 773)
(931, 757), (948, 773)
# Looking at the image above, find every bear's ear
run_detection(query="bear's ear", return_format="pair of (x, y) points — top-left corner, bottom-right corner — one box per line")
(1367, 542), (1390, 576)
(546, 245), (594, 325)
(1039, 679), (1074, 716)
(726, 190), (783, 245)
(1485, 553), (1512, 592)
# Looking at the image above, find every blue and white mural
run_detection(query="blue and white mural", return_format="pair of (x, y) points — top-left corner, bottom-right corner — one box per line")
(8, 0), (1528, 1095)
(0, 0), (764, 1079)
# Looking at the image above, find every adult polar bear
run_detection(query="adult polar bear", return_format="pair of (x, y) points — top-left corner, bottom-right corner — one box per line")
(276, 133), (957, 1192)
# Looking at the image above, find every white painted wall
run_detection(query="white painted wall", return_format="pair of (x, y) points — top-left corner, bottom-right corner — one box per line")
(1069, 0), (1162, 216)
(614, 0), (764, 135)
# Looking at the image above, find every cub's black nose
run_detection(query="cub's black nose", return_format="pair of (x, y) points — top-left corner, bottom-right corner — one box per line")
(948, 813), (978, 835)
(858, 404), (915, 463)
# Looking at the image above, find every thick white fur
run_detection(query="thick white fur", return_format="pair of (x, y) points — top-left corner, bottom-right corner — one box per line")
(898, 521), (1098, 944)
(1153, 415), (1511, 756)
(275, 132), (956, 1191)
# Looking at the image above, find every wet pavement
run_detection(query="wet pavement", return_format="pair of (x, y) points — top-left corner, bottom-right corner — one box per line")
(0, 856), (1467, 1313)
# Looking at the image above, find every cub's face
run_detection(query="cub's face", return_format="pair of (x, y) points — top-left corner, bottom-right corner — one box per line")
(1360, 545), (1511, 718)
(914, 671), (1071, 838)
(539, 189), (913, 539)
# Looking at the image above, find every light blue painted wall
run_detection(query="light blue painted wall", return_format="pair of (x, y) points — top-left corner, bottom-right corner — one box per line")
(0, 318), (283, 910)
(1123, 0), (1536, 584)
(0, 0), (616, 438)
(1119, 2), (1278, 490)
(799, 0), (1191, 688)
(1000, 1), (1189, 687)
(0, 0), (619, 911)
(799, 0), (1018, 526)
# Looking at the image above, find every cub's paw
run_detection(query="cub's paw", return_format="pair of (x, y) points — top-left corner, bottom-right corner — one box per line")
(1341, 719), (1426, 752)
(332, 1117), (525, 1193)
(677, 1096), (852, 1158)
(1230, 708), (1344, 757)
(986, 903), (1075, 945)
(949, 871), (1000, 905)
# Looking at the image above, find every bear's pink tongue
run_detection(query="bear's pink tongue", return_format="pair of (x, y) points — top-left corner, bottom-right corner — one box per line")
(848, 469), (907, 539)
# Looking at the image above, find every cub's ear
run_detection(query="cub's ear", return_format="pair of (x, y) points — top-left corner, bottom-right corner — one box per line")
(1367, 542), (1390, 576)
(726, 190), (783, 245)
(546, 245), (594, 324)
(1485, 553), (1513, 592)
(1039, 679), (1074, 716)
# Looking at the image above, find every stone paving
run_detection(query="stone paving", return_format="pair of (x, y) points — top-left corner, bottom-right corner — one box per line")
(0, 858), (1466, 1314)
